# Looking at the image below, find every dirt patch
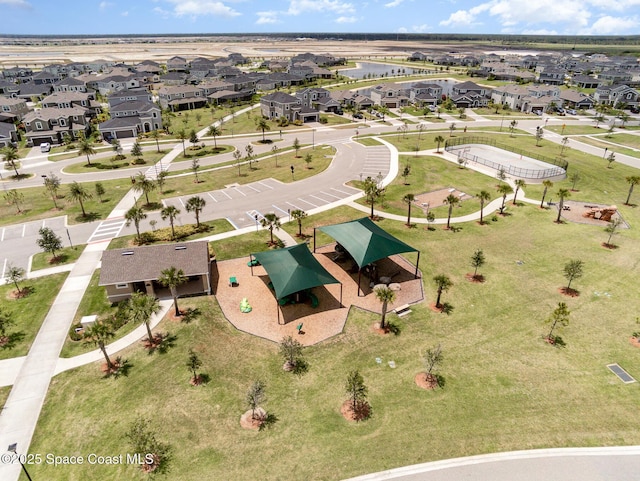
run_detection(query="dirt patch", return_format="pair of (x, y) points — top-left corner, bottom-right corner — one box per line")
(414, 187), (473, 212)
(630, 337), (640, 348)
(559, 287), (580, 297)
(340, 399), (371, 422)
(601, 242), (619, 250)
(556, 201), (628, 227)
(240, 408), (265, 430)
(465, 273), (485, 283)
(7, 286), (33, 299)
(414, 372), (438, 390)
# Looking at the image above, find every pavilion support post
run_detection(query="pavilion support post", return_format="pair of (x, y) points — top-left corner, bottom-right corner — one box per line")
(357, 268), (362, 297)
(277, 301), (281, 325)
(340, 284), (343, 307)
(414, 252), (420, 279)
(250, 255), (254, 276)
(313, 228), (316, 253)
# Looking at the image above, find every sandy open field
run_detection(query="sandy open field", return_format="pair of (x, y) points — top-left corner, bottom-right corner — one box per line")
(0, 37), (492, 67)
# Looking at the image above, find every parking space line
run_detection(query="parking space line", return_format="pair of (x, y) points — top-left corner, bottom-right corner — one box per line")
(233, 187), (247, 197)
(298, 197), (317, 208)
(285, 201), (304, 211)
(272, 205), (289, 216)
(1, 258), (6, 279)
(220, 190), (232, 200)
(1, 228), (4, 242)
(258, 181), (274, 189)
(22, 224), (26, 237)
(245, 184), (259, 193)
(308, 194), (327, 204)
(330, 187), (353, 196)
(319, 191), (340, 200)
(207, 192), (218, 202)
(178, 198), (185, 208)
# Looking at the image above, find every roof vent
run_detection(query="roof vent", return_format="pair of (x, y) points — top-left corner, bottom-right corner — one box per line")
(175, 245), (187, 250)
(122, 251), (134, 256)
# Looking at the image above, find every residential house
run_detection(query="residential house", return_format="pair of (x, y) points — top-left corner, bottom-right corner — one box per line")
(107, 88), (153, 107)
(41, 91), (101, 117)
(0, 96), (30, 121)
(296, 87), (341, 112)
(2, 67), (33, 82)
(157, 85), (207, 111)
(53, 77), (88, 93)
(260, 92), (319, 122)
(23, 106), (90, 146)
(166, 56), (189, 72)
(15, 82), (52, 101)
(0, 123), (18, 148)
(594, 84), (639, 108)
(538, 68), (566, 85)
(598, 69), (633, 85)
(98, 241), (212, 303)
(571, 75), (600, 89)
(159, 71), (188, 86)
(559, 90), (594, 110)
(98, 99), (162, 140)
(370, 84), (409, 108)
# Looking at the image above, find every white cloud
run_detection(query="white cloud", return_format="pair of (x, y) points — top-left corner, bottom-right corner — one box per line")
(488, 0), (591, 27)
(161, 0), (241, 18)
(121, 10), (129, 16)
(440, 9), (477, 27)
(384, 0), (404, 7)
(397, 26), (408, 33)
(521, 28), (559, 35)
(153, 6), (171, 18)
(0, 0), (31, 7)
(582, 15), (639, 34)
(256, 10), (278, 24)
(99, 1), (114, 10)
(411, 24), (429, 33)
(335, 15), (358, 23)
(286, 0), (355, 16)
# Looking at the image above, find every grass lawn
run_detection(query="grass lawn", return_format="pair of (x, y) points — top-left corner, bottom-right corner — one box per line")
(0, 177), (132, 227)
(26, 197), (640, 479)
(31, 245), (85, 271)
(208, 230), (275, 261)
(62, 150), (169, 173)
(107, 219), (234, 250)
(173, 144), (234, 162)
(0, 273), (68, 360)
(159, 145), (335, 199)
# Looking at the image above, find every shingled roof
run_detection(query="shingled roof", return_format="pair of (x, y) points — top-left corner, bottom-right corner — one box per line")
(99, 241), (210, 286)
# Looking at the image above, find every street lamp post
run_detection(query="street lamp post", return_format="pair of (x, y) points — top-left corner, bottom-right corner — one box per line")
(603, 147), (608, 159)
(254, 214), (259, 232)
(8, 443), (34, 481)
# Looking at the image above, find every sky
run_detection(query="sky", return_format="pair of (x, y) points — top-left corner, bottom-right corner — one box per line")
(1, 0), (639, 36)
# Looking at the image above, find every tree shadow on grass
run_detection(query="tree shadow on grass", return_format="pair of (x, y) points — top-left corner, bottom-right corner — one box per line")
(386, 321), (402, 336)
(0, 331), (25, 350)
(292, 358), (309, 376)
(144, 332), (177, 355)
(180, 307), (201, 324)
(75, 212), (99, 223)
(103, 357), (133, 379)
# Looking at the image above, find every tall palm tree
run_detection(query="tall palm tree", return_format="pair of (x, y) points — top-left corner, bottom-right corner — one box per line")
(207, 125), (221, 149)
(540, 180), (553, 208)
(496, 183), (513, 215)
(256, 117), (271, 142)
(158, 266), (187, 317)
(1, 146), (20, 177)
(434, 135), (445, 153)
(260, 213), (281, 245)
(625, 175), (640, 205)
(477, 190), (491, 224)
(185, 195), (206, 228)
(290, 209), (307, 237)
(161, 205), (180, 240)
(375, 285), (396, 330)
(124, 206), (147, 243)
(433, 274), (452, 308)
(177, 129), (187, 155)
(78, 137), (96, 166)
(128, 292), (161, 343)
(150, 129), (161, 152)
(69, 181), (92, 217)
(513, 179), (526, 205)
(133, 172), (156, 205)
(83, 320), (116, 372)
(403, 193), (415, 226)
(444, 193), (459, 229)
(556, 188), (571, 223)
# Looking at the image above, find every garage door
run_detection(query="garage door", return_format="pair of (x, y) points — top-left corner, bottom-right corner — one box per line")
(115, 130), (135, 139)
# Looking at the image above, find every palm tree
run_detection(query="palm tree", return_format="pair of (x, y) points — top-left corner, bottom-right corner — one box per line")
(1, 146), (20, 176)
(177, 129), (187, 155)
(540, 180), (553, 208)
(185, 195), (206, 228)
(444, 193), (459, 229)
(403, 193), (415, 227)
(496, 183), (513, 215)
(161, 205), (180, 240)
(433, 274), (452, 308)
(256, 117), (271, 142)
(158, 266), (187, 317)
(124, 206), (147, 243)
(375, 285), (396, 330)
(83, 320), (116, 372)
(434, 135), (445, 153)
(260, 213), (281, 245)
(477, 190), (491, 224)
(133, 172), (156, 205)
(128, 292), (161, 343)
(43, 173), (61, 209)
(69, 181), (92, 217)
(78, 137), (96, 166)
(6, 264), (25, 295)
(625, 176), (640, 205)
(290, 209), (307, 237)
(513, 179), (526, 205)
(207, 125), (221, 149)
(556, 188), (571, 223)
(150, 129), (161, 152)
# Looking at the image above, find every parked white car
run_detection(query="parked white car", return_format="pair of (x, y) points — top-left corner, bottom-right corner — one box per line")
(40, 142), (51, 153)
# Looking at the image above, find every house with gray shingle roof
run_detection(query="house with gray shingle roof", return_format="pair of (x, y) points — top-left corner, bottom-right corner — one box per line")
(98, 241), (212, 303)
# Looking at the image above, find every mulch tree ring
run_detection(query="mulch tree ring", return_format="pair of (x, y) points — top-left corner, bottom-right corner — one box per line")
(415, 372), (438, 390)
(559, 287), (580, 297)
(190, 375), (204, 386)
(100, 359), (123, 375)
(240, 408), (266, 430)
(465, 273), (485, 283)
(340, 400), (371, 422)
(601, 242), (619, 250)
(0, 336), (9, 348)
(629, 337), (640, 348)
(429, 303), (444, 313)
(141, 333), (166, 349)
(168, 310), (184, 322)
(371, 322), (391, 335)
(7, 287), (33, 299)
